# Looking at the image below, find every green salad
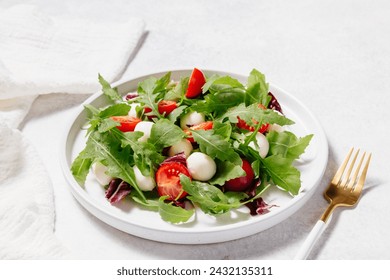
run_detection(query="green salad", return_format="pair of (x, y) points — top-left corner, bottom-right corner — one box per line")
(71, 68), (313, 224)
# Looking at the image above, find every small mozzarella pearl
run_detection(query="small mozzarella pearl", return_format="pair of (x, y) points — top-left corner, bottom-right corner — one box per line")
(133, 166), (156, 191)
(248, 132), (269, 158)
(128, 102), (140, 118)
(186, 152), (216, 181)
(91, 162), (113, 185)
(134, 121), (154, 142)
(180, 111), (205, 129)
(168, 139), (193, 157)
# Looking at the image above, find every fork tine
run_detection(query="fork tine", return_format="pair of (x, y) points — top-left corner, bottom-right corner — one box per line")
(353, 152), (372, 194)
(346, 151), (365, 189)
(341, 149), (360, 188)
(331, 147), (354, 185)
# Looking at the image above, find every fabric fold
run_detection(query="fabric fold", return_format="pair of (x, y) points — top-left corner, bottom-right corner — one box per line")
(0, 4), (145, 259)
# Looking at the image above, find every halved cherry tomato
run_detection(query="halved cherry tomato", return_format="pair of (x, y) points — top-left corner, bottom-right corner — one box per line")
(236, 103), (269, 133)
(224, 159), (255, 192)
(144, 100), (178, 119)
(110, 116), (142, 132)
(184, 121), (214, 142)
(158, 100), (178, 115)
(185, 68), (206, 98)
(156, 162), (191, 200)
(237, 117), (269, 133)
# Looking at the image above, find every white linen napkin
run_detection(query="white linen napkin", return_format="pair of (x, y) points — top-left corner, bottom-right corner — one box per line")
(0, 4), (145, 259)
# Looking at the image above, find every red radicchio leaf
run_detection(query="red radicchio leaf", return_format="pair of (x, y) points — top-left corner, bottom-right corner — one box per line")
(105, 179), (131, 204)
(246, 197), (277, 216)
(125, 92), (138, 100)
(267, 92), (283, 114)
(161, 152), (187, 167)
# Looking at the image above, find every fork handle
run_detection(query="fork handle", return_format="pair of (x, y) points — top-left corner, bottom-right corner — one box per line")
(294, 217), (331, 260)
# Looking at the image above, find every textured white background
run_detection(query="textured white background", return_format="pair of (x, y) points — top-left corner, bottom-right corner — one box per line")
(2, 0), (389, 259)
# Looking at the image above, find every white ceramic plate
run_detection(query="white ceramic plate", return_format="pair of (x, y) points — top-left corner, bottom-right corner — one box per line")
(60, 69), (328, 244)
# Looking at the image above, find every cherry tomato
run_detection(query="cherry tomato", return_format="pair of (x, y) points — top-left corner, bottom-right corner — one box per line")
(156, 162), (192, 200)
(185, 68), (206, 98)
(158, 100), (178, 115)
(144, 100), (178, 119)
(110, 116), (142, 132)
(237, 117), (269, 133)
(184, 121), (214, 142)
(224, 159), (255, 192)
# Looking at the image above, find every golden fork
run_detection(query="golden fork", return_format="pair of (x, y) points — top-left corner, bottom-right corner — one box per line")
(295, 148), (372, 259)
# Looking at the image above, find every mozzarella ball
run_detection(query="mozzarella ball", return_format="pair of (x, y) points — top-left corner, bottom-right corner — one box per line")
(168, 139), (193, 158)
(128, 102), (140, 118)
(180, 111), (205, 129)
(133, 166), (156, 191)
(134, 121), (154, 142)
(186, 152), (217, 181)
(92, 162), (113, 185)
(248, 132), (269, 158)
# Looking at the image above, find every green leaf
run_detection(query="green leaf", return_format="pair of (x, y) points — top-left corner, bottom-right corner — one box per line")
(202, 75), (244, 94)
(137, 73), (171, 118)
(212, 121), (232, 141)
(168, 105), (187, 123)
(219, 103), (294, 127)
(209, 160), (245, 186)
(98, 74), (122, 102)
(98, 118), (120, 133)
(149, 119), (186, 150)
(131, 194), (159, 211)
(158, 196), (194, 223)
(191, 129), (241, 165)
(190, 88), (245, 116)
(262, 155), (301, 195)
(165, 76), (189, 101)
(153, 72), (172, 94)
(84, 104), (100, 116)
(181, 175), (247, 215)
(267, 131), (313, 160)
(70, 150), (92, 185)
(98, 103), (130, 118)
(245, 69), (270, 106)
(112, 129), (164, 176)
(86, 131), (146, 201)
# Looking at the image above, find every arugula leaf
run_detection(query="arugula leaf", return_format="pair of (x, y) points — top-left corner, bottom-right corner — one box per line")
(191, 129), (241, 165)
(112, 129), (164, 176)
(164, 76), (189, 101)
(98, 74), (122, 102)
(84, 103), (131, 134)
(219, 103), (294, 127)
(149, 119), (186, 150)
(98, 118), (120, 133)
(245, 69), (270, 106)
(131, 194), (159, 211)
(262, 155), (301, 195)
(83, 131), (146, 201)
(267, 131), (313, 160)
(181, 175), (246, 215)
(98, 103), (130, 118)
(158, 196), (194, 223)
(137, 72), (171, 117)
(190, 88), (245, 116)
(202, 75), (244, 94)
(168, 105), (187, 123)
(70, 150), (92, 185)
(212, 121), (232, 141)
(209, 160), (245, 186)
